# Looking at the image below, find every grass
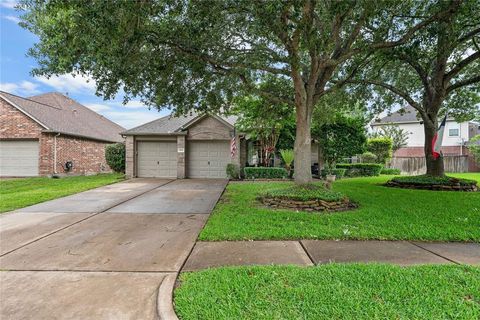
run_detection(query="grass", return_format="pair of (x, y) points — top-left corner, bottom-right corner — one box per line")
(0, 173), (125, 213)
(199, 173), (480, 242)
(175, 264), (480, 320)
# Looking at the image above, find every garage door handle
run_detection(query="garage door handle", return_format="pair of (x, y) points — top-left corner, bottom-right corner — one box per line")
(208, 161), (210, 165)
(157, 161), (159, 165)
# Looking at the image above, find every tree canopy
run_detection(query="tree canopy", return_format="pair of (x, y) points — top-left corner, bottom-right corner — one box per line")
(19, 0), (465, 182)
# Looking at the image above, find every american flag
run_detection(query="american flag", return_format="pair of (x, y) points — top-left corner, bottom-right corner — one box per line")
(432, 114), (447, 159)
(230, 128), (237, 158)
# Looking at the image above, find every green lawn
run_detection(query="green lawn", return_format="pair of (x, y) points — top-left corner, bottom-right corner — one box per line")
(0, 173), (125, 213)
(175, 264), (480, 320)
(199, 173), (480, 242)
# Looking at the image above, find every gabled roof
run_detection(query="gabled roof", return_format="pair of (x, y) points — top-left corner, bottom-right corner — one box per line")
(122, 112), (238, 135)
(0, 91), (124, 143)
(373, 105), (420, 124)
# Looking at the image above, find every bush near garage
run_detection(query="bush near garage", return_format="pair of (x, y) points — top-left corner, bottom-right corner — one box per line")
(105, 143), (125, 173)
(336, 163), (383, 177)
(244, 167), (288, 179)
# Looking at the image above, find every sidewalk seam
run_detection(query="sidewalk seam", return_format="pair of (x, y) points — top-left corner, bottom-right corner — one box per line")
(298, 241), (316, 266)
(408, 242), (460, 265)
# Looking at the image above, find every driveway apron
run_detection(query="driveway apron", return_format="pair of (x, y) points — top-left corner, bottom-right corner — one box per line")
(0, 178), (227, 320)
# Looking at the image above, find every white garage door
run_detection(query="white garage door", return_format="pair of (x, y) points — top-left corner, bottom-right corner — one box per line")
(188, 141), (230, 178)
(0, 140), (39, 177)
(137, 141), (177, 178)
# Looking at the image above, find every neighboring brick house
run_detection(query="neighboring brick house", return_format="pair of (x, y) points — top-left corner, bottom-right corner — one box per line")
(0, 91), (124, 177)
(123, 113), (320, 179)
(371, 105), (480, 172)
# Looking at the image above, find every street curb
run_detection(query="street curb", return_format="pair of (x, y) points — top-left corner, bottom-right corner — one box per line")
(157, 273), (179, 320)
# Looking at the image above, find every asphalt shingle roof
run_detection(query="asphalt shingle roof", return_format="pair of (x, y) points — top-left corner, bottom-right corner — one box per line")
(374, 105), (420, 124)
(123, 113), (238, 135)
(1, 91), (124, 143)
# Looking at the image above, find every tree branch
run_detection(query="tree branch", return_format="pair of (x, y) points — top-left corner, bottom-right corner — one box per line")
(238, 74), (295, 106)
(444, 50), (480, 82)
(347, 79), (422, 111)
(447, 74), (480, 93)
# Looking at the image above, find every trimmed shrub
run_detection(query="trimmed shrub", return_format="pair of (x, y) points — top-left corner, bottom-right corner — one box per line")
(244, 167), (288, 179)
(381, 168), (401, 175)
(336, 163), (383, 177)
(226, 163), (240, 179)
(360, 152), (377, 163)
(320, 168), (346, 179)
(261, 184), (345, 202)
(366, 138), (393, 164)
(105, 143), (125, 173)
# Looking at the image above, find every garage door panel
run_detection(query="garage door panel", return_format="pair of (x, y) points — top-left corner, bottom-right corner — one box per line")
(137, 141), (177, 178)
(188, 141), (230, 178)
(0, 141), (39, 176)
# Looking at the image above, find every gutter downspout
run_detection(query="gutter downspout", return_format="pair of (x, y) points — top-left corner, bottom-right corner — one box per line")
(54, 133), (60, 174)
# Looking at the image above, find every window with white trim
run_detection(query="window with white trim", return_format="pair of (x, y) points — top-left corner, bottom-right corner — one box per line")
(448, 128), (459, 137)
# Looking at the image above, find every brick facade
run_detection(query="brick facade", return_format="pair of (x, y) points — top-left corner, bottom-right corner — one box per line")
(1, 97), (114, 176)
(0, 98), (43, 139)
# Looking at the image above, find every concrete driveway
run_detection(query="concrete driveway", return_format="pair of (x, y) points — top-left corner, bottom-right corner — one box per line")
(0, 178), (227, 320)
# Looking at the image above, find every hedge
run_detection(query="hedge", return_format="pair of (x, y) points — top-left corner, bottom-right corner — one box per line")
(336, 163), (383, 177)
(320, 168), (347, 178)
(380, 168), (401, 175)
(244, 167), (288, 179)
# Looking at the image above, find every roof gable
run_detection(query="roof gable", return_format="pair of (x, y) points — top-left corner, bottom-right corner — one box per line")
(0, 91), (124, 143)
(123, 112), (237, 135)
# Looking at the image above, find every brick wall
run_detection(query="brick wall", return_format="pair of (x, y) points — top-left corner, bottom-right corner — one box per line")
(394, 146), (465, 157)
(125, 136), (135, 178)
(40, 133), (113, 175)
(0, 98), (43, 139)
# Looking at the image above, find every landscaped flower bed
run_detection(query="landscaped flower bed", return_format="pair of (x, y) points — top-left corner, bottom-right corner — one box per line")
(386, 175), (478, 191)
(259, 185), (357, 212)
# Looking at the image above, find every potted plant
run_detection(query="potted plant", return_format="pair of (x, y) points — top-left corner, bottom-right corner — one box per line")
(324, 163), (336, 182)
(279, 149), (294, 179)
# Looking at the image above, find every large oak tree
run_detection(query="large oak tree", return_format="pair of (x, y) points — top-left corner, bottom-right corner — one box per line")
(20, 0), (455, 183)
(349, 0), (480, 176)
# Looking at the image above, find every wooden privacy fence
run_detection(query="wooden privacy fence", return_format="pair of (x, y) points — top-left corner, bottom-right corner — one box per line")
(390, 156), (469, 174)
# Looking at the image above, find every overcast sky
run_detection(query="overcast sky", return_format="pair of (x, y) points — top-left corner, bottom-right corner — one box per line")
(0, 1), (168, 129)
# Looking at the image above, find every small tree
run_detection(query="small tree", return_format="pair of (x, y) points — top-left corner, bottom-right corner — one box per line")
(279, 149), (294, 177)
(314, 113), (367, 171)
(370, 125), (409, 154)
(105, 143), (125, 173)
(468, 135), (480, 165)
(366, 138), (393, 165)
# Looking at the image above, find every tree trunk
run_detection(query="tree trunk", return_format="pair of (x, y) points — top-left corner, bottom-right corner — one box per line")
(424, 122), (445, 176)
(294, 100), (313, 184)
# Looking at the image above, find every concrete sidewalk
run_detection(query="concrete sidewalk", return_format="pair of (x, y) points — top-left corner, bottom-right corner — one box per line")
(182, 240), (480, 271)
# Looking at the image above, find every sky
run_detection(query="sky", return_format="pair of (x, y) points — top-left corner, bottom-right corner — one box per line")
(0, 1), (168, 129)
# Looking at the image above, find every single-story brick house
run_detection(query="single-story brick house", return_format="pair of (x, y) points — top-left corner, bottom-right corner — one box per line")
(0, 91), (124, 177)
(122, 113), (320, 179)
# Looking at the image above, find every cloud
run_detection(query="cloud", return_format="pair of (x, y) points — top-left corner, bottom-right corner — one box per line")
(3, 15), (20, 23)
(102, 110), (164, 129)
(0, 80), (41, 96)
(84, 103), (112, 112)
(0, 1), (17, 9)
(35, 74), (97, 94)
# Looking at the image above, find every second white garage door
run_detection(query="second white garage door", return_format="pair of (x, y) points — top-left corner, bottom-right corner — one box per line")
(0, 140), (39, 177)
(188, 141), (230, 178)
(137, 141), (177, 178)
